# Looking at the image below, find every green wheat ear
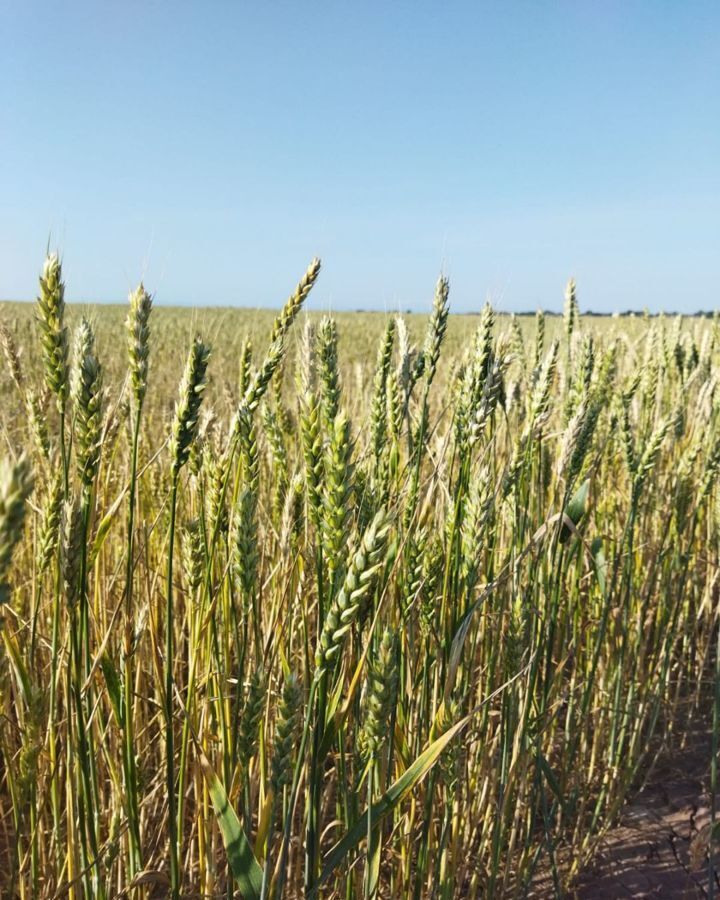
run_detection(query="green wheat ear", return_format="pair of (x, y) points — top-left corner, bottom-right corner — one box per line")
(370, 319), (396, 462)
(37, 475), (63, 575)
(237, 667), (266, 762)
(0, 454), (34, 608)
(269, 257), (321, 346)
(360, 628), (398, 760)
(61, 499), (83, 608)
(318, 316), (340, 429)
(422, 275), (450, 386)
(25, 389), (51, 464)
(564, 277), (579, 345)
(271, 673), (302, 794)
(181, 519), (203, 596)
(126, 283), (153, 407)
(237, 259), (322, 419)
(321, 410), (354, 592)
(36, 252), (70, 411)
(315, 509), (392, 676)
(72, 319), (103, 492)
(170, 337), (211, 475)
(0, 320), (25, 394)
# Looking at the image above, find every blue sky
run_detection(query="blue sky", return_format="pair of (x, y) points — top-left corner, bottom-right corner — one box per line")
(1, 1), (718, 313)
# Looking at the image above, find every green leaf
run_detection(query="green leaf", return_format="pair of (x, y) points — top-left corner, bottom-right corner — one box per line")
(367, 819), (382, 898)
(318, 669), (347, 758)
(197, 749), (263, 900)
(560, 478), (589, 543)
(590, 536), (607, 598)
(89, 488), (126, 565)
(444, 597), (484, 706)
(1, 630), (31, 704)
(100, 653), (123, 726)
(313, 716), (469, 892)
(536, 752), (568, 816)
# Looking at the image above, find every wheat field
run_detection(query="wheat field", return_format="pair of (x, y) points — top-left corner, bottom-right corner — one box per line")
(0, 255), (718, 898)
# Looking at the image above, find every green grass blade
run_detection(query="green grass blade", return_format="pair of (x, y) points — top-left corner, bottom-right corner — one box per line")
(560, 478), (590, 542)
(198, 749), (263, 899)
(313, 716), (468, 891)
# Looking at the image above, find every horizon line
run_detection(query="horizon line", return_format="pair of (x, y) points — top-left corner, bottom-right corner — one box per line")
(0, 298), (717, 318)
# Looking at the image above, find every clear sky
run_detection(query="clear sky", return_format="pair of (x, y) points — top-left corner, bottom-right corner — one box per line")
(1, 1), (718, 313)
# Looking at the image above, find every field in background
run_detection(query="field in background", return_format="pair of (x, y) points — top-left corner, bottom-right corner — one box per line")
(0, 264), (718, 898)
(0, 300), (637, 426)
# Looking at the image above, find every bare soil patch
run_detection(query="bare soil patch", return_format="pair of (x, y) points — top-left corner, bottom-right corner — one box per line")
(572, 727), (716, 898)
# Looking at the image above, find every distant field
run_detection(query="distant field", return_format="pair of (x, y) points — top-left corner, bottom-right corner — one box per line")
(0, 299), (658, 413)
